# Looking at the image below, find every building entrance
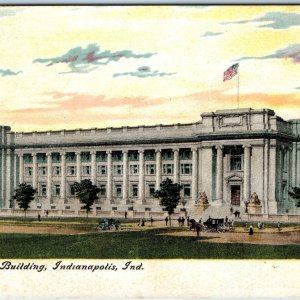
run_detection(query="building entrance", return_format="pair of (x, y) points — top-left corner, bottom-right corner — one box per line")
(231, 185), (241, 206)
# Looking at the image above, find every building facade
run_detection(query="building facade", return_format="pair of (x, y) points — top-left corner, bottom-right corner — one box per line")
(1, 108), (300, 217)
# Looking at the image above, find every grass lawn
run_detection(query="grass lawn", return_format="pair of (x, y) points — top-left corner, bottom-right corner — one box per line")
(0, 228), (300, 259)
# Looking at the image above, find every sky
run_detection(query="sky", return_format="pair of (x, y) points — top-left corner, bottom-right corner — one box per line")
(0, 5), (300, 132)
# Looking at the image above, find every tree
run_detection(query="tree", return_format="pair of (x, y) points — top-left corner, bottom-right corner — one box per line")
(13, 183), (36, 217)
(288, 187), (300, 207)
(73, 179), (100, 218)
(153, 178), (182, 226)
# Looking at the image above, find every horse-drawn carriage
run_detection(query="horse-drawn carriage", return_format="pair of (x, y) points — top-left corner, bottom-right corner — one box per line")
(98, 218), (120, 230)
(194, 217), (234, 233)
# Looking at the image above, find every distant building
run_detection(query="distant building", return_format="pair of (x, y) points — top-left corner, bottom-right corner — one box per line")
(1, 108), (300, 217)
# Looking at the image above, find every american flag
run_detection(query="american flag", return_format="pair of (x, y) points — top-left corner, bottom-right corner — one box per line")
(223, 63), (239, 82)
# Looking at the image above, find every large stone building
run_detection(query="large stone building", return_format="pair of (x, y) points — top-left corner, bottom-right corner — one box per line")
(1, 108), (300, 218)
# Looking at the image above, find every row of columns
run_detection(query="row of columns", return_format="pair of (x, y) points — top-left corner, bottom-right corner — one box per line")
(17, 148), (199, 203)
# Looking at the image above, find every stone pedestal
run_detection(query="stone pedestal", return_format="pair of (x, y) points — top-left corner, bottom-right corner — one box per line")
(193, 203), (210, 216)
(247, 203), (262, 214)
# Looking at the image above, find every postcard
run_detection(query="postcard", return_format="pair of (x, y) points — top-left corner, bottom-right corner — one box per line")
(0, 4), (300, 298)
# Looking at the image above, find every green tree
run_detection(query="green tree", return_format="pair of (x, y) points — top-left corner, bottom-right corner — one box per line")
(13, 183), (36, 217)
(153, 178), (182, 226)
(73, 179), (100, 218)
(288, 187), (300, 207)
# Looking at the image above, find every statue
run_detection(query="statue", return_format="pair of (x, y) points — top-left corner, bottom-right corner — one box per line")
(249, 192), (261, 205)
(197, 192), (209, 205)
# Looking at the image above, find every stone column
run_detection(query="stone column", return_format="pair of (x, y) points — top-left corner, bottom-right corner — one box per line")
(243, 145), (251, 202)
(192, 147), (198, 202)
(6, 149), (11, 208)
(216, 145), (223, 203)
(91, 150), (97, 185)
(155, 149), (162, 190)
(173, 148), (180, 184)
(278, 146), (283, 201)
(138, 150), (145, 203)
(107, 150), (112, 201)
(18, 153), (24, 184)
(60, 152), (66, 200)
(14, 153), (17, 190)
(46, 152), (52, 202)
(76, 151), (81, 183)
(32, 153), (38, 189)
(122, 150), (128, 202)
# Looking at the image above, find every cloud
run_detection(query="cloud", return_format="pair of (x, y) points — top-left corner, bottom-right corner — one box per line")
(221, 12), (300, 30)
(33, 44), (156, 74)
(0, 69), (22, 77)
(237, 44), (300, 63)
(201, 31), (224, 38)
(113, 66), (176, 78)
(296, 87), (300, 90)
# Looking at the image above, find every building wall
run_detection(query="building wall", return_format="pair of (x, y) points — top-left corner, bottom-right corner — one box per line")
(1, 108), (300, 216)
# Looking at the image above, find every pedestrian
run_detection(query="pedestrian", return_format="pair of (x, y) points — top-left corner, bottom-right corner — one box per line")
(196, 223), (201, 237)
(150, 217), (153, 226)
(230, 207), (233, 214)
(249, 224), (254, 235)
(177, 217), (181, 226)
(182, 217), (185, 226)
(125, 211), (127, 219)
(277, 222), (281, 232)
(141, 219), (145, 227)
(187, 216), (190, 226)
(46, 210), (49, 217)
(38, 214), (41, 222)
(165, 216), (168, 226)
(225, 216), (228, 223)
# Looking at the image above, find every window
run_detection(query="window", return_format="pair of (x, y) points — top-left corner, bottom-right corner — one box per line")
(97, 165), (107, 175)
(112, 152), (122, 161)
(145, 150), (155, 161)
(148, 184), (155, 197)
(230, 155), (242, 171)
(146, 164), (156, 175)
(66, 152), (76, 162)
(130, 164), (139, 175)
(96, 152), (107, 162)
(23, 154), (32, 164)
(81, 152), (91, 162)
(67, 166), (76, 176)
(162, 149), (173, 160)
(69, 184), (76, 196)
(183, 184), (191, 197)
(113, 165), (123, 175)
(82, 166), (91, 176)
(54, 185), (60, 196)
(181, 164), (192, 175)
(53, 166), (61, 176)
(115, 184), (122, 197)
(25, 167), (33, 176)
(131, 184), (138, 197)
(39, 184), (47, 196)
(129, 151), (139, 161)
(99, 184), (106, 197)
(163, 164), (174, 175)
(52, 153), (61, 163)
(38, 167), (47, 176)
(37, 153), (47, 163)
(228, 146), (243, 171)
(180, 149), (192, 160)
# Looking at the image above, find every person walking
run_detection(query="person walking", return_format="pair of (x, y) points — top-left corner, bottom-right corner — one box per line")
(125, 211), (127, 219)
(249, 224), (254, 235)
(150, 217), (153, 226)
(165, 216), (168, 226)
(38, 214), (41, 222)
(182, 217), (185, 226)
(196, 223), (201, 237)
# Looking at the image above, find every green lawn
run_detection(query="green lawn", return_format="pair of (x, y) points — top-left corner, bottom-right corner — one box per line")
(0, 228), (299, 259)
